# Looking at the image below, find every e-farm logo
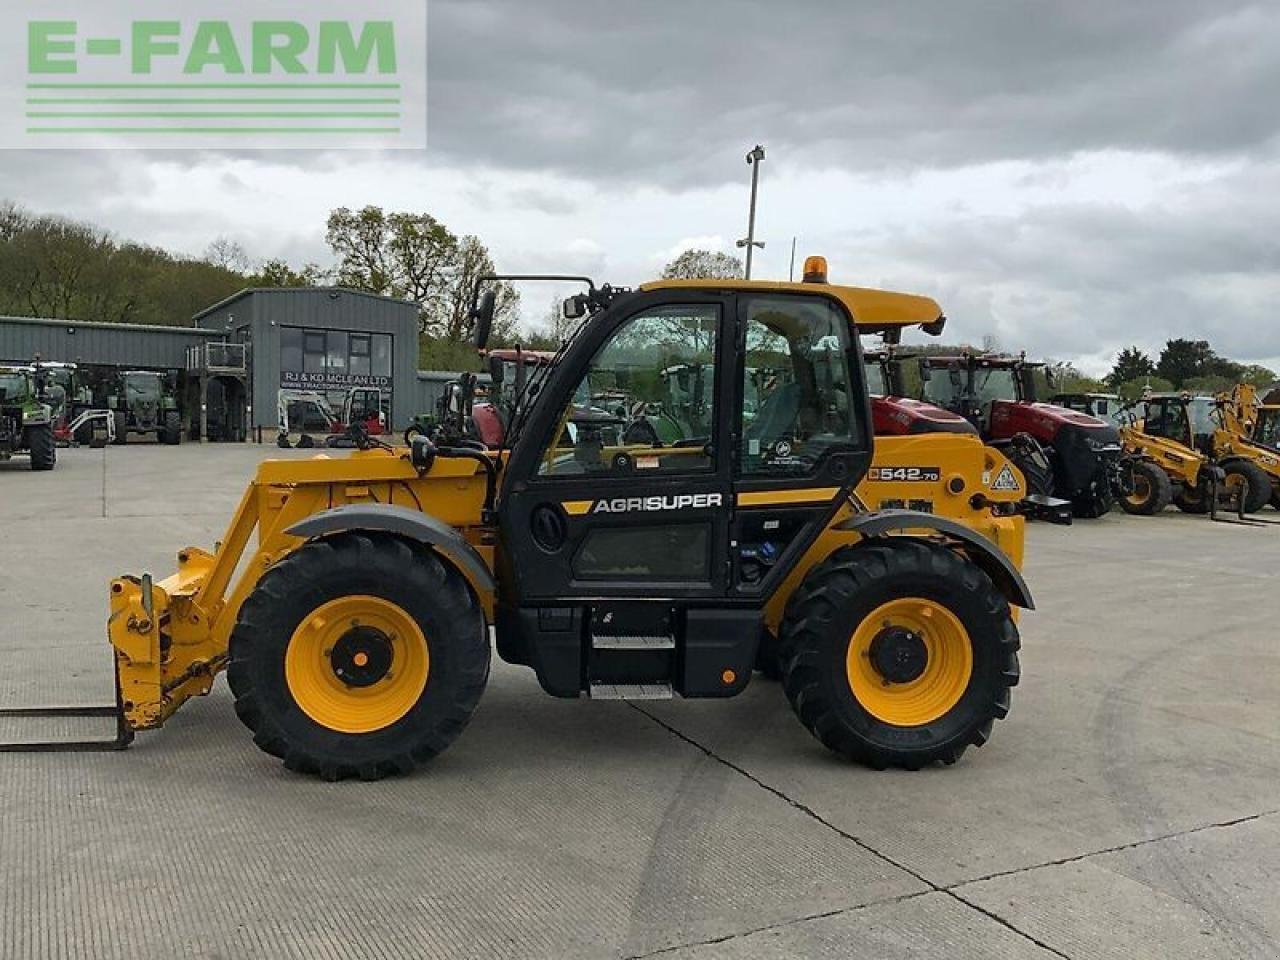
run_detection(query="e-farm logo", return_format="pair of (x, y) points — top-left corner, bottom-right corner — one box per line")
(5, 1), (426, 148)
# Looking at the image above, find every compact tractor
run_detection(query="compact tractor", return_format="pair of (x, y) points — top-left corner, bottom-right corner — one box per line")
(0, 364), (56, 470)
(109, 370), (182, 445)
(1115, 392), (1272, 516)
(920, 353), (1122, 517)
(4, 260), (1037, 781)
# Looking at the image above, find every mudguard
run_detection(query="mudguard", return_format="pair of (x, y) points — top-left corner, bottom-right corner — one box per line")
(835, 509), (1035, 610)
(287, 503), (496, 596)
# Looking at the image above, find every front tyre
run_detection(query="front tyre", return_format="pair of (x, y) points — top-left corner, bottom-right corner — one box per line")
(1119, 460), (1172, 515)
(779, 540), (1020, 769)
(227, 533), (490, 780)
(26, 424), (55, 471)
(1222, 460), (1272, 514)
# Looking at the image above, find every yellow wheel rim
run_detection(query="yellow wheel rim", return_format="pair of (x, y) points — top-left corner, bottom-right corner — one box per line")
(846, 598), (973, 727)
(285, 595), (429, 734)
(1126, 474), (1151, 507)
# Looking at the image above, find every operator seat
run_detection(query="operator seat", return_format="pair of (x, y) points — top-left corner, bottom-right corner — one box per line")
(746, 382), (800, 446)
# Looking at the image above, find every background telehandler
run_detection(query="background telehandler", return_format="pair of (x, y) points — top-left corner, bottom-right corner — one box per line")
(4, 260), (1036, 781)
(1116, 392), (1272, 516)
(1210, 384), (1280, 510)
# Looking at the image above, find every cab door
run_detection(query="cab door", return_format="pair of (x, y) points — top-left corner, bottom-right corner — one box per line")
(728, 292), (873, 598)
(499, 291), (734, 604)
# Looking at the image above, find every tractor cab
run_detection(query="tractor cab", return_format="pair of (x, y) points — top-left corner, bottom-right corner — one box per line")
(919, 354), (1121, 517)
(1254, 405), (1280, 450)
(1051, 392), (1124, 429)
(862, 346), (977, 437)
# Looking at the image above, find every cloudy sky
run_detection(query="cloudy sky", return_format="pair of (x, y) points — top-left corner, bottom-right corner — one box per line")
(3, 0), (1279, 375)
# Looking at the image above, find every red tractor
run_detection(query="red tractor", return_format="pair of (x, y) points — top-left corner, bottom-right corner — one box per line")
(919, 353), (1123, 517)
(863, 346), (978, 437)
(471, 348), (559, 448)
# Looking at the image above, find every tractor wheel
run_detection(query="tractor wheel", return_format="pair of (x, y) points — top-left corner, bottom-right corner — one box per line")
(1222, 461), (1272, 514)
(1119, 460), (1172, 515)
(227, 533), (490, 780)
(27, 424), (56, 471)
(112, 411), (127, 445)
(1005, 441), (1054, 498)
(1174, 482), (1210, 514)
(162, 411), (181, 446)
(778, 539), (1019, 769)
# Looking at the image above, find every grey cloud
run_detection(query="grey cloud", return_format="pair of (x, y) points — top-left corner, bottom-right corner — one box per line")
(429, 0), (1280, 184)
(846, 159), (1280, 365)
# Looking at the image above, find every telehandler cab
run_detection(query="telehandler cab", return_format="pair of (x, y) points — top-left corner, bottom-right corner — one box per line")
(2, 259), (1034, 780)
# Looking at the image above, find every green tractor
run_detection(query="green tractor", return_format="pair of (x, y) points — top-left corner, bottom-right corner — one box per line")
(0, 364), (56, 470)
(108, 371), (182, 445)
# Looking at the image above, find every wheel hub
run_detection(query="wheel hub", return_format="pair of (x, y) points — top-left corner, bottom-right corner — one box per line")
(868, 627), (929, 684)
(329, 626), (393, 688)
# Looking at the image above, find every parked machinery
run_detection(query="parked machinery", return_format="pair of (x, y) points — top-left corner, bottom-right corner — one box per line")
(108, 370), (182, 445)
(1209, 384), (1280, 510)
(919, 353), (1122, 517)
(0, 364), (56, 470)
(1116, 392), (1271, 516)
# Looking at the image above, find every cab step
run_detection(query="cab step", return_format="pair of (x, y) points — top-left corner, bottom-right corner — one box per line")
(589, 683), (673, 700)
(590, 634), (676, 651)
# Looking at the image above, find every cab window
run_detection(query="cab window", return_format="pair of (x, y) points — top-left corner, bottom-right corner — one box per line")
(536, 305), (719, 477)
(740, 296), (861, 477)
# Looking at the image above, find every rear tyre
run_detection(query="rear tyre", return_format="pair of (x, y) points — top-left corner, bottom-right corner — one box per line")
(1005, 438), (1054, 498)
(1119, 460), (1172, 515)
(112, 411), (127, 445)
(27, 424), (55, 471)
(779, 540), (1019, 769)
(162, 411), (182, 446)
(228, 533), (490, 780)
(1222, 460), (1272, 514)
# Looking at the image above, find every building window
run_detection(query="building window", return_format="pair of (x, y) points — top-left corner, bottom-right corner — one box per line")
(326, 331), (348, 373)
(350, 334), (371, 376)
(280, 327), (302, 372)
(303, 331), (326, 374)
(372, 334), (392, 378)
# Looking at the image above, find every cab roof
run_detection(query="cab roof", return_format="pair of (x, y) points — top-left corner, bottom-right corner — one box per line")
(639, 280), (945, 335)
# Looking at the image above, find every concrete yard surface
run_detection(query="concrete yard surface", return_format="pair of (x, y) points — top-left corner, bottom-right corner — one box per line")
(1, 445), (1277, 959)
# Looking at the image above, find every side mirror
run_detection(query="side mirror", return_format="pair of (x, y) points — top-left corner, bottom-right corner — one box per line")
(488, 354), (506, 385)
(470, 288), (497, 350)
(563, 295), (586, 320)
(1045, 368), (1058, 390)
(918, 363), (932, 383)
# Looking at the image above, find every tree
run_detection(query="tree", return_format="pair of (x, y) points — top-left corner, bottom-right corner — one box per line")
(326, 206), (519, 344)
(247, 258), (326, 288)
(1238, 364), (1278, 388)
(421, 234), (519, 342)
(1116, 375), (1174, 401)
(1156, 339), (1217, 387)
(1106, 346), (1155, 389)
(204, 237), (250, 273)
(327, 205), (457, 307)
(662, 249), (744, 281)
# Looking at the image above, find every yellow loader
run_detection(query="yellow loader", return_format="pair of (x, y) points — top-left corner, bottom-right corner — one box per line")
(1210, 384), (1280, 510)
(3, 259), (1037, 779)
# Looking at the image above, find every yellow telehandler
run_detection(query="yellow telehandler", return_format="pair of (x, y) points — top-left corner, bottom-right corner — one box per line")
(2, 259), (1038, 779)
(1210, 384), (1280, 510)
(1117, 392), (1272, 518)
